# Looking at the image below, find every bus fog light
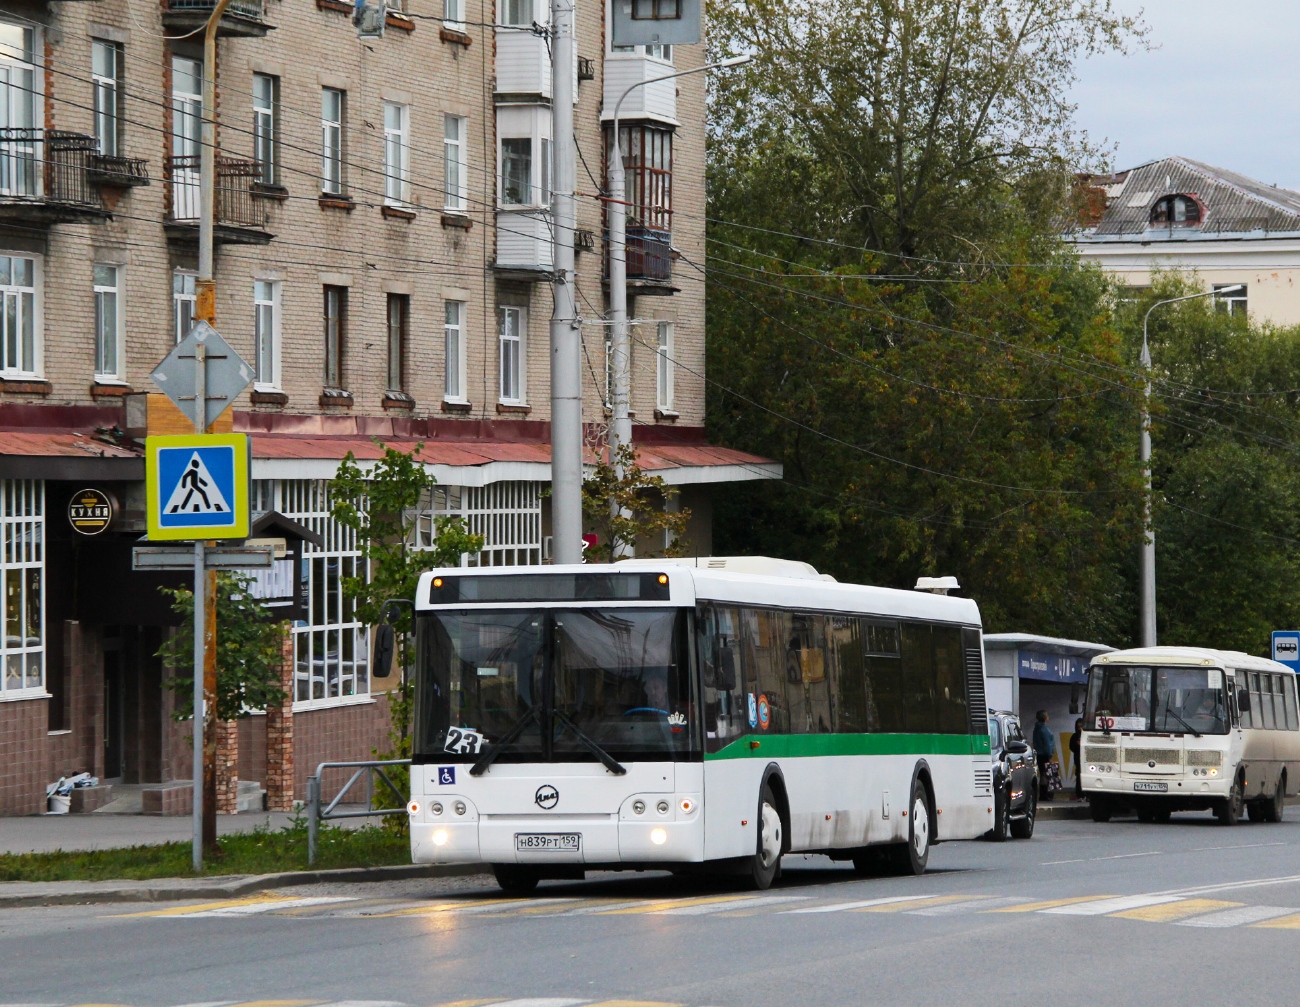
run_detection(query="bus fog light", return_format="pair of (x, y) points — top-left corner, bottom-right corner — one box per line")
(432, 829), (449, 846)
(1209, 769), (1218, 776)
(632, 800), (646, 815)
(656, 801), (670, 815)
(454, 801), (467, 815)
(1088, 765), (1097, 773)
(407, 800), (421, 815)
(650, 827), (668, 845)
(431, 802), (444, 815)
(680, 798), (695, 814)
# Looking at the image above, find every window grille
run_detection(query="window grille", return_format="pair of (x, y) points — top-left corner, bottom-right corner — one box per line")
(419, 482), (543, 567)
(0, 479), (43, 696)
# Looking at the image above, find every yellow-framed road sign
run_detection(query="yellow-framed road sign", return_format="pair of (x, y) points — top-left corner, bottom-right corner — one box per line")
(146, 433), (250, 541)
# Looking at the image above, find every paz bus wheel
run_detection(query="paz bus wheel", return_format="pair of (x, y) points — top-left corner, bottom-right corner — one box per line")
(747, 783), (783, 890)
(1216, 779), (1244, 826)
(1263, 775), (1285, 823)
(1089, 798), (1112, 823)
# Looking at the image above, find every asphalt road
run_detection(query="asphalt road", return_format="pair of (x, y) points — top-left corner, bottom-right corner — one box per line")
(8, 811), (1300, 1007)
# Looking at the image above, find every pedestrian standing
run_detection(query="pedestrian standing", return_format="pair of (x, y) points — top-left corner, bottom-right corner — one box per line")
(1033, 710), (1057, 801)
(1070, 717), (1084, 799)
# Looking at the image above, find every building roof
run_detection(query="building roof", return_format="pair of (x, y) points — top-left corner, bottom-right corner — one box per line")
(1074, 156), (1300, 241)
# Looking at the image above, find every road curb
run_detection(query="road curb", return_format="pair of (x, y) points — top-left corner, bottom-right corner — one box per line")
(0, 861), (489, 908)
(1036, 802), (1092, 821)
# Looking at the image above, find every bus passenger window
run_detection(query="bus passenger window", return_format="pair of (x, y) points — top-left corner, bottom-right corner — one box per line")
(932, 625), (967, 734)
(830, 617), (869, 732)
(787, 614), (832, 734)
(743, 608), (788, 734)
(1273, 674), (1288, 731)
(1286, 675), (1299, 731)
(1259, 673), (1276, 730)
(698, 604), (745, 752)
(901, 623), (939, 734)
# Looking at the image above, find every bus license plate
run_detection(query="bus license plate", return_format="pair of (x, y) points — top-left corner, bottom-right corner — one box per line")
(1133, 781), (1168, 792)
(516, 833), (580, 852)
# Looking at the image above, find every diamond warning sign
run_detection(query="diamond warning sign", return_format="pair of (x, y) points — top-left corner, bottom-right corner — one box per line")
(146, 433), (249, 541)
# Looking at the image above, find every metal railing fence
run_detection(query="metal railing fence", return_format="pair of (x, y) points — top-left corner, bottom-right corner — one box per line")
(305, 758), (410, 865)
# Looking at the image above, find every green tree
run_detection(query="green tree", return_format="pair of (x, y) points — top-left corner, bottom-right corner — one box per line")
(581, 444), (692, 562)
(159, 572), (286, 721)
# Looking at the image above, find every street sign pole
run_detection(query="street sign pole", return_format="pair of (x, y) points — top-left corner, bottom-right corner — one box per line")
(192, 341), (206, 873)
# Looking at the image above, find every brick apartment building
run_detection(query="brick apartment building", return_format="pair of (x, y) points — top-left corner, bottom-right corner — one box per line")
(0, 0), (778, 815)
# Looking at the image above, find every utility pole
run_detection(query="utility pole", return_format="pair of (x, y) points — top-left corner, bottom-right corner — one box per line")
(193, 0), (231, 868)
(549, 0), (582, 564)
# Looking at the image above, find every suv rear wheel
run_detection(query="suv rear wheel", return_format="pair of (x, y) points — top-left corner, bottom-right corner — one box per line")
(1009, 786), (1037, 840)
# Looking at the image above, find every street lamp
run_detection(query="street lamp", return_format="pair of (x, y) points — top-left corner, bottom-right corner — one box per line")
(606, 54), (751, 554)
(1138, 283), (1245, 647)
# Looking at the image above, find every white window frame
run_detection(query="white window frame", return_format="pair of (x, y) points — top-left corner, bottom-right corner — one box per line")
(656, 320), (674, 411)
(500, 0), (537, 27)
(419, 482), (543, 567)
(444, 114), (467, 211)
(91, 39), (121, 158)
(382, 101), (409, 206)
(498, 305), (526, 404)
(173, 268), (196, 344)
(253, 73), (278, 186)
(93, 263), (123, 381)
(321, 87), (344, 196)
(1214, 283), (1248, 318)
(0, 479), (44, 700)
(443, 0), (465, 29)
(444, 299), (467, 402)
(253, 278), (280, 390)
(0, 24), (39, 199)
(0, 252), (40, 378)
(497, 106), (552, 208)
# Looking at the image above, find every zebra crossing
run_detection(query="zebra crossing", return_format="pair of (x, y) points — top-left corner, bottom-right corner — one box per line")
(109, 887), (1300, 931)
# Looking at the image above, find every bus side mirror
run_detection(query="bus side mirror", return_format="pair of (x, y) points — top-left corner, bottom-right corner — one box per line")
(1069, 683), (1081, 715)
(373, 623), (395, 679)
(717, 643), (737, 692)
(1238, 688), (1251, 713)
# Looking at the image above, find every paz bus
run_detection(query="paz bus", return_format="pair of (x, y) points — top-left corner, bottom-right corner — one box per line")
(404, 558), (995, 891)
(1082, 646), (1300, 824)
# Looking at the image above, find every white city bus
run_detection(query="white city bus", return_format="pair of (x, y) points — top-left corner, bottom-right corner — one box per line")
(405, 559), (995, 892)
(1082, 646), (1300, 824)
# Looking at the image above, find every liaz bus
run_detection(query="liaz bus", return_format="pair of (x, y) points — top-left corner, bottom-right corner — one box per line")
(1082, 646), (1300, 825)
(405, 558), (995, 892)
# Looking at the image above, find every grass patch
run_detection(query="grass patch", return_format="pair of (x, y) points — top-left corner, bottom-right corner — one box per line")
(0, 818), (411, 883)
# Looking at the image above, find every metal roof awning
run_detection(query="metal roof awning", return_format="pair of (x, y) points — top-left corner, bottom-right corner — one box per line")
(0, 432), (144, 480)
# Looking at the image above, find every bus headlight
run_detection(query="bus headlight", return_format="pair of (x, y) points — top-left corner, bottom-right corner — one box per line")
(1209, 768), (1218, 777)
(407, 800), (421, 816)
(650, 827), (668, 845)
(433, 829), (449, 846)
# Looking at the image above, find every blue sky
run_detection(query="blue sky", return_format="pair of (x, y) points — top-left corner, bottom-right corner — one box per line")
(1069, 0), (1300, 189)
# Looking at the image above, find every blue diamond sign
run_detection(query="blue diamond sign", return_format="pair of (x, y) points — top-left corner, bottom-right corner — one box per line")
(146, 433), (250, 541)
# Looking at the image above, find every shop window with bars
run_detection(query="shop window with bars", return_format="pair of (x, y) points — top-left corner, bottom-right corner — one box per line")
(418, 482), (543, 567)
(1, 479), (43, 696)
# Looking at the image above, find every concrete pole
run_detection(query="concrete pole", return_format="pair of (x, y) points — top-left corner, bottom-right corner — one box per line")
(549, 0), (583, 564)
(196, 0), (231, 324)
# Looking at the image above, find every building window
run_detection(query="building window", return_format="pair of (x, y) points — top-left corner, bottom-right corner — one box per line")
(320, 87), (344, 196)
(382, 102), (409, 206)
(631, 0), (681, 19)
(252, 73), (279, 186)
(93, 264), (121, 379)
(173, 269), (196, 343)
(1150, 194), (1201, 227)
(323, 285), (346, 387)
(500, 0), (533, 26)
(540, 137), (552, 207)
(604, 334), (613, 409)
(656, 320), (674, 411)
(386, 293), (407, 392)
(0, 479), (43, 697)
(443, 0), (464, 27)
(609, 124), (673, 229)
(418, 481), (543, 566)
(444, 299), (465, 401)
(500, 137), (531, 205)
(254, 279), (279, 388)
(0, 25), (37, 198)
(647, 43), (673, 61)
(91, 40), (122, 157)
(0, 254), (36, 376)
(444, 114), (467, 211)
(170, 57), (202, 220)
(1214, 283), (1248, 317)
(499, 305), (525, 404)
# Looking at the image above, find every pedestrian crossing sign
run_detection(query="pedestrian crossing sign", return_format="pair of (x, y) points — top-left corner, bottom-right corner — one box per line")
(146, 433), (250, 541)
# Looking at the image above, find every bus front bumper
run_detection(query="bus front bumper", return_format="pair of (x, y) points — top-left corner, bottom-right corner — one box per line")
(1083, 775), (1229, 798)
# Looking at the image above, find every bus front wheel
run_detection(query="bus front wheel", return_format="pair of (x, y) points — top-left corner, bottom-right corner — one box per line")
(1215, 779), (1244, 826)
(492, 864), (540, 894)
(747, 783), (783, 890)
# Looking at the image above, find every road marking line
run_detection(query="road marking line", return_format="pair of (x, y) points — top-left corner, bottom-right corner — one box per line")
(1191, 843), (1287, 853)
(907, 897), (1025, 916)
(1109, 898), (1241, 922)
(852, 895), (972, 913)
(1155, 872), (1300, 897)
(168, 1002), (239, 1007)
(317, 1002), (407, 1007)
(987, 897), (1115, 913)
(595, 895), (754, 915)
(1251, 912), (1300, 929)
(367, 899), (533, 918)
(171, 897), (358, 918)
(784, 895), (935, 914)
(1040, 859), (1086, 866)
(484, 1000), (590, 1007)
(448, 898), (582, 915)
(427, 999), (505, 1007)
(654, 895), (811, 915)
(221, 1002), (320, 1007)
(112, 894), (293, 917)
(1041, 895), (1184, 916)
(1179, 905), (1299, 928)
(586, 1002), (684, 1007)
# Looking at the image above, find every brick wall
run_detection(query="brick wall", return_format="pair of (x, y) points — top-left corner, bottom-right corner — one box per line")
(0, 698), (50, 816)
(295, 695), (393, 805)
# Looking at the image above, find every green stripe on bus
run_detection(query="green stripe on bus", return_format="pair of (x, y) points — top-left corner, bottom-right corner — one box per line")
(704, 732), (992, 760)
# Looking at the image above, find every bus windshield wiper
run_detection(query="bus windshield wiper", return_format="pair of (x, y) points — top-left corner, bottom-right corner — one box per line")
(470, 705), (539, 776)
(553, 710), (627, 775)
(1162, 696), (1202, 738)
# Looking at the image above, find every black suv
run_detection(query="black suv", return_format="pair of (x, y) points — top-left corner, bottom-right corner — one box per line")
(988, 711), (1037, 841)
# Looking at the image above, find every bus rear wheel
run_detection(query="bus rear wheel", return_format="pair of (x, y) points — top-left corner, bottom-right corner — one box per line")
(889, 777), (932, 876)
(746, 784), (783, 890)
(492, 864), (540, 894)
(1261, 775), (1285, 823)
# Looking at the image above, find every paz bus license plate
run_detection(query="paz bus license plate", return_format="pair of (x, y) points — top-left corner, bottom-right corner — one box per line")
(1133, 781), (1169, 792)
(516, 833), (581, 852)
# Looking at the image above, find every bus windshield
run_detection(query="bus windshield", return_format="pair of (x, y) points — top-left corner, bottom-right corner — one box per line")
(1087, 665), (1228, 735)
(414, 608), (697, 764)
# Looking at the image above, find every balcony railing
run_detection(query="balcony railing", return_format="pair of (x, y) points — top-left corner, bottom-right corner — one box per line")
(166, 154), (265, 231)
(89, 154), (150, 188)
(167, 0), (264, 15)
(161, 0), (271, 37)
(625, 226), (673, 282)
(0, 129), (105, 218)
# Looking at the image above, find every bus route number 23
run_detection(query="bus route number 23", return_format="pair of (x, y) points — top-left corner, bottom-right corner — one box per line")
(444, 728), (486, 754)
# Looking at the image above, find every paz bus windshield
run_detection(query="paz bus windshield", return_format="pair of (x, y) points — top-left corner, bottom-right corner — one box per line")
(1086, 665), (1229, 735)
(414, 608), (697, 764)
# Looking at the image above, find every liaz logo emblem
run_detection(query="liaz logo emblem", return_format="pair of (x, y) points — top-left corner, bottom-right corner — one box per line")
(667, 712), (687, 726)
(535, 784), (559, 810)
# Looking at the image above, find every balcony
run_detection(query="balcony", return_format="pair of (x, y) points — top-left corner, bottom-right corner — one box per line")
(602, 54), (678, 125)
(160, 0), (273, 38)
(0, 129), (110, 224)
(493, 208), (554, 280)
(606, 225), (677, 295)
(88, 155), (150, 188)
(164, 154), (273, 245)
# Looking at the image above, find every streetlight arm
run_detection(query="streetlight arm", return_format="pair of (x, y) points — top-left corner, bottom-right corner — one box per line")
(1141, 284), (1246, 366)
